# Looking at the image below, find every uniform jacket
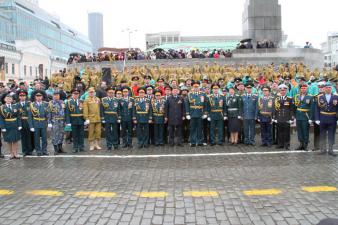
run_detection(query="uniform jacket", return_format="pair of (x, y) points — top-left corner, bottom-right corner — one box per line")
(207, 94), (226, 121)
(257, 96), (275, 122)
(185, 91), (207, 118)
(0, 103), (22, 130)
(165, 95), (185, 126)
(83, 96), (102, 123)
(28, 101), (49, 129)
(133, 97), (152, 123)
(65, 98), (84, 125)
(294, 94), (313, 121)
(273, 95), (294, 122)
(101, 97), (120, 123)
(241, 94), (258, 120)
(315, 93), (338, 123)
(226, 94), (242, 118)
(120, 97), (134, 122)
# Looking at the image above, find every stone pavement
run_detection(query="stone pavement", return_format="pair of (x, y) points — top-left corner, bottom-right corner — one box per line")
(0, 134), (337, 225)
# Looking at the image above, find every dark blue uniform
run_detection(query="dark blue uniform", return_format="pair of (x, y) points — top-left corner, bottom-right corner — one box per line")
(315, 93), (338, 154)
(165, 95), (185, 146)
(151, 97), (166, 146)
(101, 97), (120, 150)
(257, 96), (274, 146)
(120, 97), (134, 147)
(133, 97), (152, 148)
(18, 101), (34, 155)
(65, 99), (85, 152)
(0, 104), (21, 143)
(28, 101), (49, 155)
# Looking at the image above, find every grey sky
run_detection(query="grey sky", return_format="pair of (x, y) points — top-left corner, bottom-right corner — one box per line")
(39, 0), (338, 50)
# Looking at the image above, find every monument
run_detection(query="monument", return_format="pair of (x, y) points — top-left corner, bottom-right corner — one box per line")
(242, 0), (282, 47)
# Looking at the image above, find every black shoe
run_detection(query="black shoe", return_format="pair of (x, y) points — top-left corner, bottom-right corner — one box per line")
(177, 144), (184, 147)
(276, 146), (284, 149)
(138, 145), (143, 149)
(37, 153), (42, 156)
(73, 149), (78, 153)
(107, 147), (112, 151)
(122, 144), (128, 148)
(190, 144), (196, 147)
(295, 144), (304, 150)
(169, 144), (175, 147)
(79, 148), (85, 152)
(128, 144), (133, 148)
(261, 144), (267, 147)
(113, 146), (118, 150)
(0, 154), (4, 158)
(328, 151), (337, 157)
(218, 143), (224, 146)
(43, 152), (49, 156)
(318, 151), (327, 155)
(285, 146), (290, 150)
(197, 144), (203, 147)
(210, 143), (216, 146)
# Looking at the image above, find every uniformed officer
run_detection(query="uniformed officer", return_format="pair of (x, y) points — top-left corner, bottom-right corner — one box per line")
(133, 87), (152, 148)
(151, 90), (166, 146)
(146, 85), (155, 145)
(83, 87), (103, 151)
(207, 83), (227, 146)
(0, 93), (21, 159)
(120, 87), (134, 148)
(273, 84), (294, 150)
(257, 86), (274, 147)
(315, 83), (338, 156)
(294, 84), (313, 151)
(65, 89), (85, 153)
(17, 89), (34, 156)
(226, 87), (243, 145)
(28, 91), (50, 156)
(312, 81), (326, 151)
(185, 81), (208, 147)
(101, 87), (120, 150)
(242, 83), (258, 145)
(48, 91), (66, 154)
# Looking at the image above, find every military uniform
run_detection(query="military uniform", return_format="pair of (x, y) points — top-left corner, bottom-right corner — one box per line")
(28, 101), (50, 155)
(101, 96), (120, 150)
(120, 96), (134, 148)
(83, 93), (102, 150)
(315, 91), (338, 155)
(207, 93), (226, 145)
(185, 89), (207, 146)
(48, 99), (66, 154)
(151, 95), (166, 146)
(294, 92), (313, 150)
(226, 94), (243, 133)
(257, 94), (275, 146)
(273, 93), (294, 150)
(133, 96), (152, 148)
(165, 95), (185, 146)
(17, 99), (34, 155)
(65, 97), (85, 152)
(0, 103), (21, 143)
(242, 92), (258, 145)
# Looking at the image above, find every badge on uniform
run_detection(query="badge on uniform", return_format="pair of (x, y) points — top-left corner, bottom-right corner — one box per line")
(306, 99), (310, 104)
(114, 102), (118, 108)
(284, 102), (289, 106)
(268, 100), (273, 108)
(178, 100), (182, 104)
(201, 96), (204, 103)
(128, 102), (132, 109)
(334, 100), (338, 106)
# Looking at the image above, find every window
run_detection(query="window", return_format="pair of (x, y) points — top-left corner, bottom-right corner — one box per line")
(5, 63), (8, 74)
(35, 67), (37, 77)
(30, 66), (32, 77)
(24, 65), (27, 76)
(11, 64), (15, 75)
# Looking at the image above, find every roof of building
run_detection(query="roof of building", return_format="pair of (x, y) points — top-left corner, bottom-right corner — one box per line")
(149, 41), (238, 51)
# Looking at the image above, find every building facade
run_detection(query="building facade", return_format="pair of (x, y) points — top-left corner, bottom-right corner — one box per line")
(88, 12), (104, 53)
(322, 32), (338, 68)
(0, 0), (92, 59)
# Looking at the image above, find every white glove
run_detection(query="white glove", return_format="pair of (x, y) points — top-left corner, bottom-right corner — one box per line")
(257, 119), (260, 123)
(202, 115), (207, 119)
(18, 127), (22, 131)
(315, 120), (320, 125)
(207, 117), (211, 122)
(224, 117), (228, 121)
(66, 124), (71, 127)
(273, 120), (277, 123)
(102, 120), (106, 124)
(238, 116), (242, 119)
(288, 120), (293, 124)
(186, 115), (191, 120)
(117, 120), (121, 123)
(293, 119), (296, 124)
(1, 129), (6, 132)
(308, 120), (313, 125)
(30, 128), (35, 132)
(48, 124), (53, 128)
(84, 120), (90, 125)
(337, 121), (338, 125)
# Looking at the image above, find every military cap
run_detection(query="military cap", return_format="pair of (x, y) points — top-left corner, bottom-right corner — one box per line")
(180, 86), (188, 91)
(137, 87), (146, 93)
(192, 80), (200, 86)
(1, 92), (13, 104)
(106, 86), (115, 92)
(157, 77), (164, 82)
(278, 84), (288, 90)
(115, 88), (122, 94)
(145, 85), (154, 90)
(120, 79), (127, 83)
(261, 86), (271, 92)
(325, 82), (332, 87)
(218, 77), (225, 81)
(211, 83), (220, 89)
(131, 75), (140, 81)
(234, 77), (242, 82)
(154, 90), (162, 96)
(53, 91), (61, 95)
(245, 83), (254, 88)
(300, 83), (308, 88)
(144, 75), (152, 80)
(17, 89), (28, 96)
(317, 81), (326, 87)
(35, 90), (44, 96)
(88, 87), (95, 92)
(164, 85), (172, 91)
(71, 88), (80, 94)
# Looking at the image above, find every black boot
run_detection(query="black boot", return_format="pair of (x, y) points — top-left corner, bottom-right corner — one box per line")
(0, 148), (4, 158)
(53, 145), (58, 155)
(295, 143), (304, 150)
(328, 145), (337, 156)
(58, 144), (66, 153)
(303, 143), (308, 151)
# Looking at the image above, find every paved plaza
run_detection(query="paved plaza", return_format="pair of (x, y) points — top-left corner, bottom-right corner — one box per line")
(0, 135), (337, 225)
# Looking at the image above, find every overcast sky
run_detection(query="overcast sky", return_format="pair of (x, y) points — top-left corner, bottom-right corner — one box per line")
(39, 0), (338, 50)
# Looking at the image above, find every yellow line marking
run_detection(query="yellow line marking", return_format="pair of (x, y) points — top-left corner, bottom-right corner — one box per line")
(75, 191), (117, 198)
(183, 191), (219, 197)
(26, 190), (64, 197)
(302, 186), (337, 193)
(135, 192), (168, 198)
(0, 189), (14, 196)
(243, 189), (282, 196)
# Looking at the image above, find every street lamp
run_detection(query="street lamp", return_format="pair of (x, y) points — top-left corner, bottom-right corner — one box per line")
(121, 28), (138, 51)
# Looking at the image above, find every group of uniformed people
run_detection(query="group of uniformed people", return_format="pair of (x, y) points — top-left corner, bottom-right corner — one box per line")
(0, 64), (337, 159)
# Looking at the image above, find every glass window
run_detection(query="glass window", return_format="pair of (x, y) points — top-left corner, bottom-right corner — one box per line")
(12, 64), (15, 75)
(30, 66), (32, 77)
(5, 63), (8, 74)
(24, 65), (27, 76)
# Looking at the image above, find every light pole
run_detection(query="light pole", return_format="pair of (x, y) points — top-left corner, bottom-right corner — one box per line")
(121, 28), (137, 51)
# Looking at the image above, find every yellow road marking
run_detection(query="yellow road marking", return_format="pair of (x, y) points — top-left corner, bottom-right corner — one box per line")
(183, 191), (219, 197)
(26, 190), (64, 197)
(302, 186), (337, 193)
(135, 192), (168, 198)
(75, 191), (117, 198)
(0, 189), (14, 196)
(243, 189), (282, 196)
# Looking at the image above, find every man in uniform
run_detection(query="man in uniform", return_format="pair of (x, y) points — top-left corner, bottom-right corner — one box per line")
(101, 87), (120, 150)
(273, 84), (294, 150)
(28, 91), (50, 156)
(185, 81), (207, 147)
(242, 83), (258, 145)
(65, 89), (85, 153)
(257, 86), (275, 147)
(120, 87), (134, 148)
(83, 87), (103, 151)
(151, 90), (166, 146)
(312, 81), (325, 151)
(294, 84), (313, 151)
(207, 83), (227, 146)
(315, 83), (338, 156)
(133, 87), (152, 148)
(17, 89), (34, 156)
(48, 91), (66, 154)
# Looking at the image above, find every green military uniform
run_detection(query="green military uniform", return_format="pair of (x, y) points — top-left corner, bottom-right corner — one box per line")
(151, 94), (166, 146)
(101, 96), (120, 150)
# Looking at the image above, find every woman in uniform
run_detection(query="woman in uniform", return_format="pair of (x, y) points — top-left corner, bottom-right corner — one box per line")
(226, 87), (243, 145)
(0, 93), (22, 159)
